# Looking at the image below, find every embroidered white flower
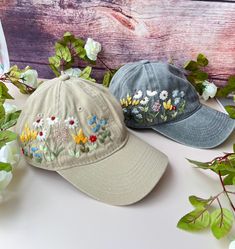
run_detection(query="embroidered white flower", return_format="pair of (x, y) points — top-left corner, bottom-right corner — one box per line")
(180, 91), (185, 97)
(172, 89), (179, 98)
(140, 96), (149, 105)
(64, 116), (79, 129)
(133, 90), (143, 99)
(47, 116), (59, 126)
(64, 68), (81, 77)
(202, 80), (217, 101)
(37, 129), (47, 141)
(174, 97), (181, 105)
(159, 90), (168, 100)
(0, 140), (20, 166)
(146, 90), (157, 97)
(0, 170), (12, 191)
(84, 38), (101, 61)
(33, 117), (44, 129)
(3, 102), (17, 114)
(20, 69), (38, 89)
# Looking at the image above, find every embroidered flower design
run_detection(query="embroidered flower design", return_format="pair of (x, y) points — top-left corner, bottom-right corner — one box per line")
(152, 101), (161, 112)
(146, 90), (157, 96)
(65, 116), (78, 129)
(20, 114), (112, 162)
(33, 118), (44, 129)
(37, 129), (47, 141)
(47, 116), (59, 126)
(159, 90), (168, 100)
(89, 135), (97, 143)
(120, 89), (186, 124)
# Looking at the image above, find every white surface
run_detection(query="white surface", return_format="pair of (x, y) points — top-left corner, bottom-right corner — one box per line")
(1, 83), (235, 249)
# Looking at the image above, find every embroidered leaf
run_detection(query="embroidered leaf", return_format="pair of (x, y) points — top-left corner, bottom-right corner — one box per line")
(177, 207), (210, 232)
(75, 151), (80, 158)
(68, 149), (75, 157)
(210, 208), (234, 239)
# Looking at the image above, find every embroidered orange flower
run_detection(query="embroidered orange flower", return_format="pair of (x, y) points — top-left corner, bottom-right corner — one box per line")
(20, 124), (37, 143)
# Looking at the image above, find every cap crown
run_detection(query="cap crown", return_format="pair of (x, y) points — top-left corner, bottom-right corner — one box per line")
(109, 60), (200, 128)
(16, 76), (127, 170)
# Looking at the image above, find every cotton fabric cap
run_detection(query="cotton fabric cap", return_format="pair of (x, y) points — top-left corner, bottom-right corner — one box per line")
(15, 75), (168, 205)
(109, 60), (235, 148)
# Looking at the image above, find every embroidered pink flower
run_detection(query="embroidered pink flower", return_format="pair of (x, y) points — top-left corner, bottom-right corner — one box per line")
(152, 101), (161, 112)
(47, 115), (59, 126)
(33, 118), (44, 128)
(64, 116), (78, 129)
(37, 129), (47, 141)
(89, 135), (97, 143)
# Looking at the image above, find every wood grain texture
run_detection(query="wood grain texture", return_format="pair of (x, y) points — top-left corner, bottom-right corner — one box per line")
(1, 0), (235, 85)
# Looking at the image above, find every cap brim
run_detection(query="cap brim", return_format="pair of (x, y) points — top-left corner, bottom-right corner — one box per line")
(152, 105), (235, 148)
(57, 133), (168, 206)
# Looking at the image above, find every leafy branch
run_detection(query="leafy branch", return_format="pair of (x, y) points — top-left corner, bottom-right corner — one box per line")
(48, 32), (118, 87)
(177, 147), (235, 239)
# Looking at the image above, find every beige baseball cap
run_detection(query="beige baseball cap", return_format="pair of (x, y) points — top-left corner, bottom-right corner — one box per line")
(16, 75), (168, 205)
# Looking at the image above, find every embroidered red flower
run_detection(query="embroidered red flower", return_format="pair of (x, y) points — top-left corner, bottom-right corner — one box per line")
(172, 106), (177, 111)
(89, 135), (97, 143)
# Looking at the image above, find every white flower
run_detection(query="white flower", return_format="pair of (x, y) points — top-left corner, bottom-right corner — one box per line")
(131, 108), (139, 114)
(159, 90), (168, 100)
(146, 90), (157, 97)
(37, 129), (47, 141)
(84, 38), (101, 61)
(202, 81), (217, 101)
(180, 91), (185, 97)
(174, 97), (181, 105)
(33, 117), (44, 129)
(64, 68), (81, 77)
(65, 116), (78, 129)
(140, 97), (149, 105)
(47, 116), (59, 126)
(0, 170), (12, 191)
(3, 103), (17, 114)
(133, 90), (143, 99)
(0, 140), (20, 166)
(229, 241), (235, 249)
(20, 69), (38, 89)
(172, 89), (179, 98)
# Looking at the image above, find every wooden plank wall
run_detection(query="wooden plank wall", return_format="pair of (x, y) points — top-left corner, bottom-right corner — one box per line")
(1, 0), (235, 85)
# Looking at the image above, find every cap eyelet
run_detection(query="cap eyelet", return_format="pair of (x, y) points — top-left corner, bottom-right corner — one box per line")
(78, 106), (83, 112)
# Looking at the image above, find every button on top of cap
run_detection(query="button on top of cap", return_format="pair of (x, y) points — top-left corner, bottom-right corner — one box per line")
(59, 74), (70, 81)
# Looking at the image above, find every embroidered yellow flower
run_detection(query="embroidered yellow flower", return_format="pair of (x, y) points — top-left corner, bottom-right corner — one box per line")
(72, 129), (88, 144)
(163, 99), (173, 110)
(132, 99), (140, 105)
(20, 124), (37, 143)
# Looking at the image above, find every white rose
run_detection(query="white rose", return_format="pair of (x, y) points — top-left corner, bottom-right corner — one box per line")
(229, 241), (235, 249)
(0, 140), (20, 166)
(3, 102), (17, 114)
(84, 38), (101, 61)
(0, 170), (12, 191)
(20, 69), (38, 88)
(64, 68), (81, 77)
(202, 80), (217, 101)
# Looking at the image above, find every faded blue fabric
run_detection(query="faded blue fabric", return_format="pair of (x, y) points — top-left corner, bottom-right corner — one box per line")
(109, 60), (235, 148)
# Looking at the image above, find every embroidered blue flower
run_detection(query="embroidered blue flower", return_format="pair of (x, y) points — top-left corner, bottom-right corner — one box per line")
(99, 119), (107, 126)
(31, 147), (38, 152)
(131, 108), (139, 114)
(174, 97), (181, 105)
(172, 89), (179, 98)
(34, 153), (42, 158)
(88, 115), (97, 125)
(92, 124), (101, 133)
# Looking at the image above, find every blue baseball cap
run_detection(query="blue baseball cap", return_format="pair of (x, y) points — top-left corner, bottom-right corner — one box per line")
(109, 60), (235, 148)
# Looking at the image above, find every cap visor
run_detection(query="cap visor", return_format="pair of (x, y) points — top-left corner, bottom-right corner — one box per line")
(152, 105), (235, 148)
(57, 133), (168, 206)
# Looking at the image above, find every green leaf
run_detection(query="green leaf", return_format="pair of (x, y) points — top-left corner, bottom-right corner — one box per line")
(0, 130), (18, 149)
(210, 208), (234, 239)
(0, 102), (5, 119)
(177, 207), (210, 232)
(0, 110), (21, 130)
(192, 71), (208, 83)
(184, 60), (198, 71)
(223, 173), (235, 185)
(197, 53), (209, 67)
(79, 66), (96, 82)
(102, 71), (112, 87)
(225, 105), (235, 119)
(0, 162), (12, 172)
(0, 82), (14, 100)
(75, 46), (86, 59)
(189, 195), (212, 208)
(187, 159), (210, 169)
(233, 144), (235, 153)
(55, 42), (71, 62)
(216, 76), (235, 97)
